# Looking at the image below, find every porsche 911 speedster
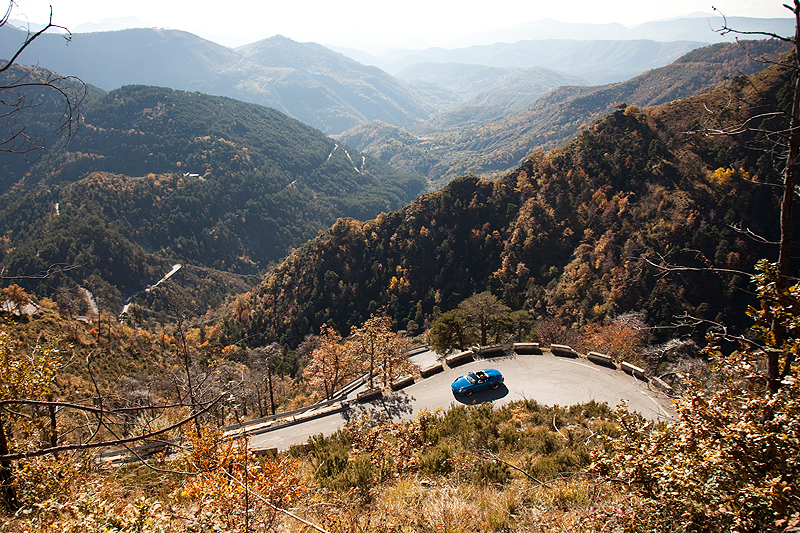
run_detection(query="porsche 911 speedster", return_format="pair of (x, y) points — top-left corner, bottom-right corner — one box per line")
(451, 368), (504, 396)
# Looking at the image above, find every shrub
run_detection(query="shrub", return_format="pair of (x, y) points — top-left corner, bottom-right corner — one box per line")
(419, 443), (453, 475)
(528, 448), (591, 481)
(471, 459), (510, 485)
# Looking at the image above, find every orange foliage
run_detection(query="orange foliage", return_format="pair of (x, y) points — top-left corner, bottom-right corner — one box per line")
(178, 425), (306, 531)
(578, 315), (645, 363)
(303, 324), (360, 400)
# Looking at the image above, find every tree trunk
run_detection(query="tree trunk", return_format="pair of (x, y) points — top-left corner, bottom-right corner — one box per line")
(0, 419), (19, 512)
(267, 365), (276, 415)
(368, 338), (375, 389)
(48, 395), (58, 459)
(771, 2), (800, 394)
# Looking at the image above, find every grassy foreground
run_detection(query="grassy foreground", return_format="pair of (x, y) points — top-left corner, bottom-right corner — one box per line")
(3, 400), (642, 532)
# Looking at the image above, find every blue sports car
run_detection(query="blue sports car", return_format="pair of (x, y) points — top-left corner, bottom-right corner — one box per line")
(451, 368), (504, 396)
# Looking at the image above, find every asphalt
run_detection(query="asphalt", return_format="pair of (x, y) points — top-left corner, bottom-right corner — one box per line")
(245, 349), (675, 452)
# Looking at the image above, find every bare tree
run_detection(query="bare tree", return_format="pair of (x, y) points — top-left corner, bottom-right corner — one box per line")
(0, 2), (85, 157)
(350, 316), (410, 389)
(250, 344), (282, 416)
(304, 325), (359, 400)
(699, 3), (800, 394)
(458, 292), (510, 347)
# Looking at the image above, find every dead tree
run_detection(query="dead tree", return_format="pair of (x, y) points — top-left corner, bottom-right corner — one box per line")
(0, 2), (85, 157)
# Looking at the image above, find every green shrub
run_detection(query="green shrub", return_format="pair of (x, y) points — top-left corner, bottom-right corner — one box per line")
(528, 448), (591, 481)
(519, 427), (562, 455)
(344, 452), (377, 495)
(310, 432), (351, 489)
(471, 459), (510, 485)
(419, 443), (453, 475)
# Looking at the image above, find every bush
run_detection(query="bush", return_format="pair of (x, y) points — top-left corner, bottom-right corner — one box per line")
(471, 459), (510, 485)
(419, 443), (453, 475)
(593, 262), (800, 532)
(528, 448), (591, 481)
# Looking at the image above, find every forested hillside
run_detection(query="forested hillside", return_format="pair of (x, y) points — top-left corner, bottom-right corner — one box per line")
(339, 40), (791, 188)
(224, 56), (795, 347)
(2, 10), (800, 532)
(0, 76), (426, 317)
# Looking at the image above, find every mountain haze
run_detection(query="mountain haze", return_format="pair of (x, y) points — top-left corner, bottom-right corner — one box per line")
(232, 36), (438, 133)
(337, 40), (791, 188)
(396, 64), (587, 129)
(0, 26), (438, 134)
(351, 40), (708, 85)
(451, 15), (795, 47)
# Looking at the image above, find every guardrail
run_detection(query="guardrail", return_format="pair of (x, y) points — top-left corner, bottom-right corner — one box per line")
(478, 344), (507, 357)
(103, 342), (671, 463)
(550, 344), (579, 358)
(513, 342), (542, 355)
(445, 349), (474, 367)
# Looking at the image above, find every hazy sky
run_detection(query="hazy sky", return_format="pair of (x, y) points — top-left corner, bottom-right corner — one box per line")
(10, 0), (794, 49)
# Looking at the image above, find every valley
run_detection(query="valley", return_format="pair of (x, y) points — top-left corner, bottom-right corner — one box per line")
(0, 5), (798, 531)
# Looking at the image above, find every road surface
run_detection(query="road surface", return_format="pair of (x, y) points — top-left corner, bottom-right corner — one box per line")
(246, 350), (675, 451)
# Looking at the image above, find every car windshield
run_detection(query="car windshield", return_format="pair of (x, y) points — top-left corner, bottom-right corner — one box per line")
(465, 372), (477, 384)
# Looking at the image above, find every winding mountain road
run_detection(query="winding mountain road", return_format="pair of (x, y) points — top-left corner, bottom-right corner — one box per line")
(246, 349), (675, 452)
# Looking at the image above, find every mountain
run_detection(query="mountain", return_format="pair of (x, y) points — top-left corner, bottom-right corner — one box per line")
(337, 40), (791, 188)
(222, 54), (796, 348)
(349, 40), (708, 85)
(396, 63), (587, 129)
(73, 17), (153, 33)
(231, 36), (438, 133)
(402, 66), (588, 131)
(0, 26), (438, 134)
(0, 74), (426, 318)
(395, 63), (586, 101)
(448, 15), (795, 46)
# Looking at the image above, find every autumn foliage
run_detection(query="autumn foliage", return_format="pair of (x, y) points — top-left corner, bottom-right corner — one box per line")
(303, 324), (360, 401)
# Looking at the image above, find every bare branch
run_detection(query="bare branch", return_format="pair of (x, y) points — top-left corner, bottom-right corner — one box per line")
(0, 263), (79, 281)
(729, 222), (780, 245)
(0, 393), (225, 462)
(481, 449), (553, 488)
(712, 6), (793, 42)
(0, 398), (205, 415)
(644, 252), (755, 279)
(0, 4), (87, 157)
(221, 463), (333, 533)
(0, 6), (72, 76)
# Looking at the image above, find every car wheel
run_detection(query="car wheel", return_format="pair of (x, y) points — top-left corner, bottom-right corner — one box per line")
(465, 389), (473, 396)
(491, 382), (499, 390)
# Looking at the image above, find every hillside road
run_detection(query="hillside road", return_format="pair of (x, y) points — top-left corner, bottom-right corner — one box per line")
(246, 350), (675, 452)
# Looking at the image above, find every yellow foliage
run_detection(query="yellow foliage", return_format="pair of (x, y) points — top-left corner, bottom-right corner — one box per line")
(708, 166), (735, 184)
(389, 275), (410, 292)
(708, 166), (749, 185)
(221, 344), (239, 358)
(623, 104), (641, 117)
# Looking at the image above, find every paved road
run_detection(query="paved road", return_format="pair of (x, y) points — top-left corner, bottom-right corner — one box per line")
(246, 350), (675, 452)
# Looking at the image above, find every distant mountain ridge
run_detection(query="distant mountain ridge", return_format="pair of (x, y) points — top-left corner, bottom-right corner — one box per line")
(0, 26), (437, 134)
(337, 40), (792, 187)
(449, 15), (794, 47)
(398, 63), (586, 104)
(2, 15), (790, 137)
(368, 40), (711, 85)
